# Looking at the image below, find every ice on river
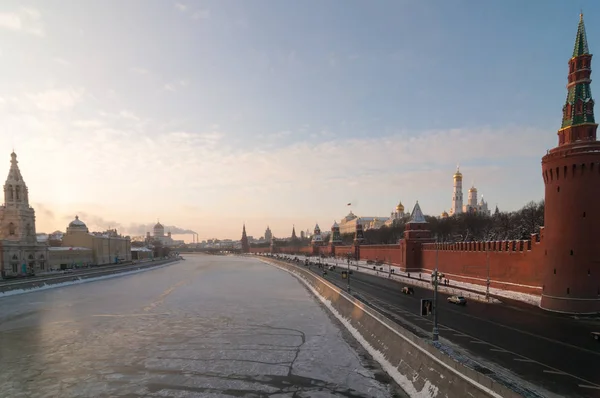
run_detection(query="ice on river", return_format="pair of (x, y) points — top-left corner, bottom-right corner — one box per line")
(0, 255), (401, 397)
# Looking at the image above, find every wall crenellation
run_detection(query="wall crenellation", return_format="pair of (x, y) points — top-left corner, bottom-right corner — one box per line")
(422, 232), (543, 253)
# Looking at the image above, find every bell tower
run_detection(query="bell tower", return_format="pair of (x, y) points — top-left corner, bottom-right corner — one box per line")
(1, 152), (36, 242)
(541, 13), (600, 314)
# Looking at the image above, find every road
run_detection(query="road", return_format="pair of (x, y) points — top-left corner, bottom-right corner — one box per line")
(295, 258), (600, 398)
(0, 255), (403, 398)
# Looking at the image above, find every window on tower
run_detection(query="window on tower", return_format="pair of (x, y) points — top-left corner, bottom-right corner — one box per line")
(15, 186), (20, 201)
(8, 223), (15, 235)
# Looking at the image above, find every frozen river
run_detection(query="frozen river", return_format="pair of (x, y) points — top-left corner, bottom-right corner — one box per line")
(0, 255), (404, 397)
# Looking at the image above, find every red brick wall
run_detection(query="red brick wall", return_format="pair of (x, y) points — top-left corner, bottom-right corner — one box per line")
(420, 238), (544, 295)
(358, 245), (403, 264)
(249, 239), (545, 296)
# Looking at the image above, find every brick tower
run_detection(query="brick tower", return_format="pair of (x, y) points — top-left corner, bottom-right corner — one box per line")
(241, 224), (250, 253)
(541, 13), (600, 313)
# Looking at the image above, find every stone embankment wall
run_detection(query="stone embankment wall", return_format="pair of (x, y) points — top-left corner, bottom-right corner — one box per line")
(262, 257), (520, 398)
(0, 258), (180, 294)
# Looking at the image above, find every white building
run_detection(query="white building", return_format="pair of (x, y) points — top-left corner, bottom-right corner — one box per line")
(449, 166), (491, 216)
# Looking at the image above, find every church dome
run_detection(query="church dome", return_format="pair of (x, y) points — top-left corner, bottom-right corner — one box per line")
(67, 215), (89, 233)
(331, 221), (339, 229)
(468, 185), (477, 192)
(441, 211), (449, 218)
(396, 201), (404, 212)
(453, 168), (463, 180)
(155, 221), (163, 229)
(69, 215), (87, 228)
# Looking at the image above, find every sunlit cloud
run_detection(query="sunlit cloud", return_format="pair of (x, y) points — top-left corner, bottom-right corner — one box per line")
(130, 66), (150, 75)
(11, 88), (85, 112)
(0, 7), (44, 37)
(164, 79), (190, 92)
(53, 57), (71, 67)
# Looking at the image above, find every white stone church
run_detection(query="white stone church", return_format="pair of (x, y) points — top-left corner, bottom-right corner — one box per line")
(0, 152), (49, 277)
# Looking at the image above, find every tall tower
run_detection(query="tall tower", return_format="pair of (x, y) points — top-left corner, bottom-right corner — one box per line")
(2, 152), (37, 242)
(541, 13), (600, 314)
(467, 185), (478, 210)
(291, 225), (297, 240)
(450, 166), (463, 215)
(240, 224), (249, 253)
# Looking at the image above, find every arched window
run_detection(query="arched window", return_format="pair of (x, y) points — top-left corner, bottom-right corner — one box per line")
(15, 185), (20, 200)
(8, 222), (15, 235)
(587, 100), (595, 114)
(39, 254), (45, 270)
(25, 224), (32, 236)
(576, 100), (584, 115)
(8, 185), (13, 200)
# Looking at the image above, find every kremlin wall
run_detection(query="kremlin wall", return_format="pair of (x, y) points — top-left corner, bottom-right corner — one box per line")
(245, 15), (600, 314)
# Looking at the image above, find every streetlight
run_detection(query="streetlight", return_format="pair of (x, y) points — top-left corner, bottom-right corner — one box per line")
(486, 243), (490, 302)
(432, 236), (440, 342)
(346, 252), (352, 292)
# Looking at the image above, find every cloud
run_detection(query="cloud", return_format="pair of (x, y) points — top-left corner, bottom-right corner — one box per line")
(0, 7), (44, 37)
(130, 66), (150, 75)
(53, 57), (71, 67)
(191, 10), (210, 20)
(174, 2), (210, 20)
(19, 88), (84, 112)
(33, 202), (55, 220)
(124, 223), (197, 236)
(62, 212), (122, 231)
(164, 79), (189, 92)
(5, 87), (551, 239)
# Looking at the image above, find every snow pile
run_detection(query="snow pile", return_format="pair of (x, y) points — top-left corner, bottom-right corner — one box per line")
(0, 261), (179, 299)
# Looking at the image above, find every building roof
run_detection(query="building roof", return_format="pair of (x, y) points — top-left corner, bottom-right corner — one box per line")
(49, 246), (91, 251)
(332, 221), (339, 228)
(562, 13), (595, 129)
(396, 201), (404, 212)
(408, 201), (427, 223)
(453, 165), (462, 179)
(69, 215), (87, 228)
(154, 221), (164, 229)
(573, 13), (589, 57)
(131, 247), (153, 252)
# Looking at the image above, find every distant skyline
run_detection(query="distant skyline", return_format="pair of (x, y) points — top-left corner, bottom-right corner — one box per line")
(0, 1), (597, 241)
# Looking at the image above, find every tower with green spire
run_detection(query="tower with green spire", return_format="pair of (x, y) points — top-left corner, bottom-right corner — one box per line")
(540, 13), (600, 314)
(558, 13), (597, 145)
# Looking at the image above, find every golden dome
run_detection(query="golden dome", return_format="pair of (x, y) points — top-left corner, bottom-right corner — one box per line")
(396, 201), (404, 212)
(468, 185), (477, 192)
(441, 211), (449, 218)
(453, 170), (463, 180)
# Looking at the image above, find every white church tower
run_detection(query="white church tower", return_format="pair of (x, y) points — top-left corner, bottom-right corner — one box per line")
(449, 166), (463, 216)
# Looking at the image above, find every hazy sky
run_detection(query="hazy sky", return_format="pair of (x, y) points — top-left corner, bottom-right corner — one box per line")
(0, 1), (597, 241)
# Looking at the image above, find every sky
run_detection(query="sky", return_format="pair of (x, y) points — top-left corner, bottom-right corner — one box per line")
(0, 0), (597, 241)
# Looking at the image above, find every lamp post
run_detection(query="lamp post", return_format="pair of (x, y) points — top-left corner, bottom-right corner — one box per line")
(346, 252), (352, 292)
(432, 236), (440, 342)
(486, 244), (490, 302)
